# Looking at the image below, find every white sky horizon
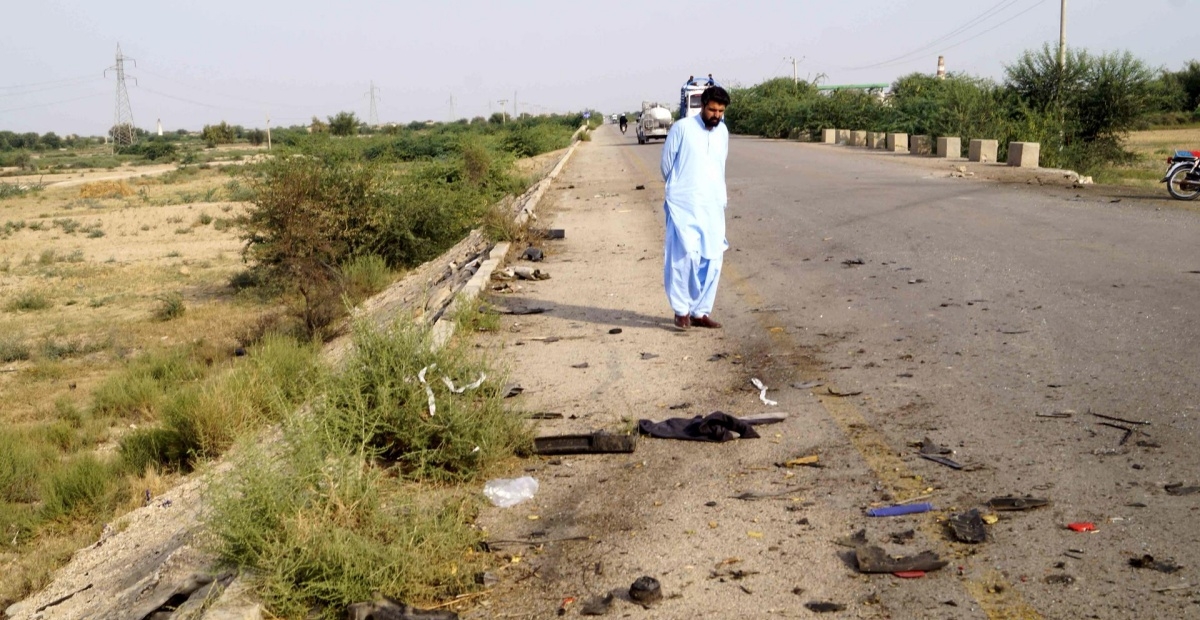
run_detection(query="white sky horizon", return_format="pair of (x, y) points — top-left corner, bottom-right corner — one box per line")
(2, 0), (1194, 136)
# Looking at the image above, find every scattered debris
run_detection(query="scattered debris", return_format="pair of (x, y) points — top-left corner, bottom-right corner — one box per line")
(827, 386), (863, 397)
(708, 352), (729, 362)
(750, 306), (789, 313)
(804, 602), (846, 613)
(513, 266), (551, 280)
(842, 258), (865, 267)
(629, 576), (662, 606)
(892, 570), (926, 578)
(855, 546), (948, 573)
(608, 328), (623, 334)
(502, 383), (524, 398)
(1153, 583), (1194, 593)
(1165, 483), (1200, 496)
(890, 530), (916, 545)
(1092, 412), (1151, 426)
(534, 432), (637, 455)
(1067, 522), (1096, 533)
(571, 362), (590, 369)
(867, 502), (934, 517)
(668, 402), (692, 410)
(496, 306), (549, 315)
(948, 509), (988, 544)
(919, 454), (964, 470)
(527, 412), (563, 420)
(1097, 421), (1134, 445)
(442, 373), (486, 393)
(791, 380), (824, 390)
(1129, 555), (1183, 573)
(638, 412), (761, 442)
(417, 364), (437, 417)
(750, 378), (778, 406)
(580, 592), (614, 616)
(997, 328), (1029, 335)
(779, 455), (822, 468)
(917, 437), (952, 455)
(987, 496), (1050, 511)
(640, 352), (659, 360)
(521, 247), (544, 262)
(347, 597), (459, 620)
(1044, 574), (1076, 585)
(483, 476), (539, 508)
(1037, 411), (1073, 419)
(732, 486), (806, 501)
(835, 529), (869, 548)
(558, 597), (576, 615)
(635, 185), (646, 190)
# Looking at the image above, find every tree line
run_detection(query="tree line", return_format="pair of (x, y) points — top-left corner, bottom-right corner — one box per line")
(725, 45), (1200, 171)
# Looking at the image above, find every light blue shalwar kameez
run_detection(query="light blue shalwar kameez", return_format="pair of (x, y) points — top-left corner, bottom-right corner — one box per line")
(661, 114), (729, 318)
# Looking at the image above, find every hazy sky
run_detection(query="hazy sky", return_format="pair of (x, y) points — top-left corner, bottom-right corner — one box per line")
(2, 0), (1194, 135)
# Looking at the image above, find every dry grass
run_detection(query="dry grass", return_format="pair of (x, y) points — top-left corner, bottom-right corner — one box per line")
(1094, 127), (1200, 189)
(0, 157), (285, 609)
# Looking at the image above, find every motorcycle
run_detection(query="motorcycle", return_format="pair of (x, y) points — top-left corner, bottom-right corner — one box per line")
(1162, 149), (1200, 200)
(619, 118), (628, 134)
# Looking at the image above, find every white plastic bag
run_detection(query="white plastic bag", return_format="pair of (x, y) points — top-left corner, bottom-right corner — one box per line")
(483, 476), (539, 508)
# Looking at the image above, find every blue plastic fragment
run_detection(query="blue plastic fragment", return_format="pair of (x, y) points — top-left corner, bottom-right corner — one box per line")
(866, 502), (934, 517)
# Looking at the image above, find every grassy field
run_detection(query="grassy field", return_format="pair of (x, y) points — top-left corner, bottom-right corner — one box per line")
(1094, 125), (1200, 187)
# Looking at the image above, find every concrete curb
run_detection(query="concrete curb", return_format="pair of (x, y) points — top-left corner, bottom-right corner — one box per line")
(430, 129), (585, 349)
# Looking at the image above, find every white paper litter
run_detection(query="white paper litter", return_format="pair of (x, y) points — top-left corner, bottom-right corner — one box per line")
(751, 377), (778, 406)
(442, 373), (487, 394)
(418, 364), (437, 416)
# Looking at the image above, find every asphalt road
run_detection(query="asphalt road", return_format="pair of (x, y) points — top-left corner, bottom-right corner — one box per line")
(620, 133), (1200, 618)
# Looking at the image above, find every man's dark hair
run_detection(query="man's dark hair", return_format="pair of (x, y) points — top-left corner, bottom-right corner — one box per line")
(701, 86), (730, 106)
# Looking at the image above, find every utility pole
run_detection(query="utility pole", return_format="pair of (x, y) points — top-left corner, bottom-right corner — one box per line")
(449, 95), (456, 122)
(266, 115), (272, 150)
(104, 43), (137, 153)
(783, 56), (802, 85)
(497, 99), (508, 124)
(365, 81), (380, 126)
(514, 91), (518, 119)
(1058, 0), (1067, 69)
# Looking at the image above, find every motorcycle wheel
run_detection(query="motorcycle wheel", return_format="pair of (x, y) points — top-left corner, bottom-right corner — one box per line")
(1167, 167), (1200, 201)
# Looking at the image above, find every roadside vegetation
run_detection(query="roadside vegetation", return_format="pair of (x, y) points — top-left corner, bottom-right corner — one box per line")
(726, 48), (1200, 176)
(0, 111), (585, 613)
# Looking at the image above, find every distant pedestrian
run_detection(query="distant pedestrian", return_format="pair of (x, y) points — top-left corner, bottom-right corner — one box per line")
(659, 86), (730, 330)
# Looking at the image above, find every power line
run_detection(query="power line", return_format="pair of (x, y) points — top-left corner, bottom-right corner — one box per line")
(846, 0), (1028, 70)
(105, 43), (137, 150)
(0, 76), (104, 98)
(136, 67), (315, 110)
(0, 74), (97, 90)
(0, 91), (108, 115)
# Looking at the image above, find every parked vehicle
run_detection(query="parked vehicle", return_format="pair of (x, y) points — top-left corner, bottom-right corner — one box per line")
(1162, 149), (1200, 201)
(636, 102), (672, 144)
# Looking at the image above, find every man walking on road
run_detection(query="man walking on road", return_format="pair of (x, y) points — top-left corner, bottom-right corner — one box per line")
(660, 85), (730, 330)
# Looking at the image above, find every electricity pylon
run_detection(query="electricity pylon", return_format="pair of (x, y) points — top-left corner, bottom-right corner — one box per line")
(365, 81), (380, 126)
(105, 43), (137, 152)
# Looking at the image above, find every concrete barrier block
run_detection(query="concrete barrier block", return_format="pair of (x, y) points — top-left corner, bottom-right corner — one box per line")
(836, 129), (849, 144)
(887, 133), (908, 152)
(969, 139), (998, 163)
(910, 135), (932, 156)
(936, 137), (961, 158)
(822, 128), (836, 144)
(867, 132), (887, 149)
(850, 130), (867, 147)
(1008, 142), (1040, 168)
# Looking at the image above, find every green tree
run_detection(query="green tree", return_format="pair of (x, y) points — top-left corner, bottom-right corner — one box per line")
(40, 132), (62, 150)
(327, 111), (360, 136)
(202, 121), (236, 147)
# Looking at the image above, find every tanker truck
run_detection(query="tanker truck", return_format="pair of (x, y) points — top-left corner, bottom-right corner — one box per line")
(636, 101), (673, 145)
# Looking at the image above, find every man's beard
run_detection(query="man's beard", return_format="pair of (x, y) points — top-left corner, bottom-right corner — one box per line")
(703, 115), (721, 128)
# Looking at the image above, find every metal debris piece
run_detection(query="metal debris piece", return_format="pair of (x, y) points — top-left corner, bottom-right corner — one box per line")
(987, 496), (1050, 511)
(668, 402), (692, 410)
(571, 362), (589, 369)
(1044, 574), (1076, 585)
(521, 247), (544, 262)
(502, 383), (524, 398)
(1165, 483), (1200, 496)
(827, 386), (863, 397)
(1096, 421), (1134, 445)
(919, 453), (964, 470)
(842, 258), (865, 267)
(629, 576), (662, 605)
(791, 380), (824, 390)
(533, 433), (636, 455)
(608, 328), (622, 334)
(948, 509), (987, 544)
(580, 592), (614, 616)
(855, 546), (948, 573)
(732, 486), (806, 501)
(1129, 555), (1182, 573)
(750, 378), (778, 406)
(347, 597), (459, 620)
(805, 602), (846, 613)
(640, 352), (659, 360)
(779, 455), (821, 468)
(867, 502), (934, 517)
(1092, 412), (1151, 426)
(834, 529), (868, 548)
(497, 306), (549, 315)
(527, 412), (563, 420)
(917, 437), (952, 455)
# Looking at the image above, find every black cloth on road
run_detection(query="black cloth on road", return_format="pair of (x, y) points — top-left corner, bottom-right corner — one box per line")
(637, 412), (760, 442)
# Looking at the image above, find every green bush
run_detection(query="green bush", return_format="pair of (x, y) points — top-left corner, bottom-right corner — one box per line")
(0, 429), (46, 503)
(6, 290), (51, 312)
(154, 292), (186, 321)
(40, 455), (117, 520)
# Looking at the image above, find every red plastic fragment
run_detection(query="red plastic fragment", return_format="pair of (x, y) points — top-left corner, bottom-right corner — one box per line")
(893, 570), (926, 578)
(1067, 522), (1096, 532)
